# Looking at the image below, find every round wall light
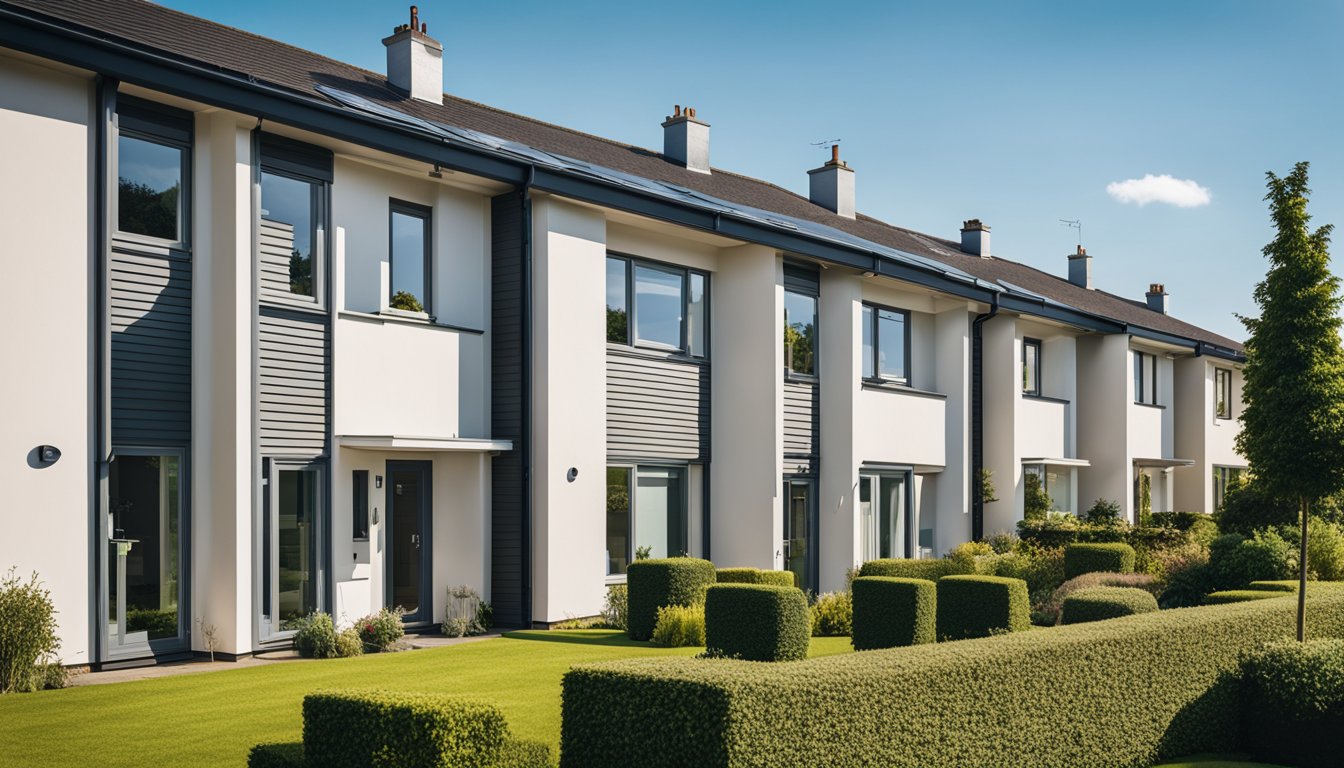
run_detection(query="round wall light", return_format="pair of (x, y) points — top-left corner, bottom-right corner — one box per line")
(566, 467), (579, 483)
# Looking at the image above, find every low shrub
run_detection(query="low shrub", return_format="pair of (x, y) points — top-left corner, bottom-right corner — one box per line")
(652, 604), (705, 647)
(626, 558), (715, 641)
(851, 577), (936, 650)
(355, 608), (404, 651)
(714, 568), (795, 587)
(1204, 590), (1286, 605)
(1248, 580), (1299, 592)
(810, 591), (852, 637)
(601, 583), (628, 631)
(1296, 519), (1344, 580)
(947, 541), (997, 574)
(859, 558), (961, 581)
(247, 743), (305, 768)
(989, 545), (1066, 598)
(1145, 539), (1210, 585)
(559, 590), (1344, 768)
(0, 569), (61, 693)
(1208, 531), (1294, 589)
(1216, 479), (1297, 535)
(303, 690), (510, 768)
(1148, 511), (1213, 531)
(935, 575), (1030, 641)
(292, 613), (338, 659)
(1064, 543), (1136, 579)
(1042, 571), (1159, 625)
(703, 584), (810, 662)
(1083, 498), (1122, 524)
(1241, 638), (1344, 768)
(1059, 586), (1158, 625)
(495, 739), (553, 768)
(126, 608), (178, 636)
(334, 628), (363, 658)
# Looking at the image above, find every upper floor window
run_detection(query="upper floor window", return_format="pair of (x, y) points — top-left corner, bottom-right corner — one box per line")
(116, 98), (192, 244)
(389, 200), (432, 313)
(784, 289), (817, 376)
(1215, 368), (1232, 419)
(606, 255), (708, 358)
(259, 134), (332, 304)
(862, 304), (909, 383)
(1022, 338), (1042, 396)
(1134, 351), (1158, 405)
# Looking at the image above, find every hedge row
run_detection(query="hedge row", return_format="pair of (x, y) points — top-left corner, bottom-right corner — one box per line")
(859, 558), (961, 581)
(935, 575), (1030, 641)
(1204, 590), (1286, 605)
(704, 584), (810, 662)
(1059, 587), (1158, 625)
(626, 558), (716, 641)
(1063, 543), (1136, 579)
(559, 589), (1344, 767)
(714, 568), (795, 588)
(851, 577), (935, 650)
(1248, 580), (1299, 592)
(1241, 638), (1344, 768)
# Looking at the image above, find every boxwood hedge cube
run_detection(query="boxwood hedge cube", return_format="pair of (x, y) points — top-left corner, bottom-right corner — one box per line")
(935, 575), (1030, 641)
(1063, 542), (1137, 579)
(715, 567), (796, 587)
(626, 557), (716, 641)
(1059, 586), (1159, 625)
(704, 583), (810, 662)
(851, 576), (936, 650)
(302, 690), (510, 768)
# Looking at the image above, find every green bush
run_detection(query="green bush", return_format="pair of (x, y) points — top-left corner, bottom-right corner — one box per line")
(1204, 590), (1286, 605)
(714, 568), (795, 587)
(303, 690), (510, 768)
(1216, 478), (1297, 535)
(935, 575), (1030, 641)
(1241, 638), (1344, 768)
(601, 583), (628, 631)
(810, 591), (852, 637)
(0, 569), (61, 693)
(559, 590), (1344, 768)
(1059, 586), (1158, 625)
(703, 584), (810, 662)
(859, 558), (961, 581)
(291, 613), (338, 659)
(1083, 498), (1122, 524)
(851, 577), (936, 650)
(494, 739), (553, 768)
(1149, 511), (1214, 530)
(626, 558), (715, 641)
(652, 604), (705, 647)
(335, 628), (363, 658)
(1063, 543), (1136, 579)
(1208, 531), (1294, 589)
(126, 608), (178, 636)
(247, 743), (305, 768)
(1248, 579), (1299, 592)
(989, 545), (1067, 598)
(1042, 572), (1158, 625)
(355, 608), (404, 652)
(1298, 518), (1344, 580)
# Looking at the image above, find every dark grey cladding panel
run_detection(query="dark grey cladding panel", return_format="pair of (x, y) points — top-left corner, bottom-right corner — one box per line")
(258, 306), (328, 456)
(783, 379), (818, 458)
(783, 263), (820, 296)
(606, 352), (709, 461)
(110, 247), (191, 446)
(490, 191), (526, 628)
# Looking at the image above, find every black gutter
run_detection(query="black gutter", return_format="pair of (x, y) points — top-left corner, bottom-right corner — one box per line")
(969, 294), (999, 541)
(521, 169), (535, 629)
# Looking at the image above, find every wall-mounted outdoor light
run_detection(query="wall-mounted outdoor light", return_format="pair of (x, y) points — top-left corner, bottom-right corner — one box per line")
(567, 467), (579, 483)
(375, 475), (383, 489)
(36, 445), (61, 465)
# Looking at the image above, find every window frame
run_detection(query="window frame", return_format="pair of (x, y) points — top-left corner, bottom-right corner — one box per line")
(1134, 350), (1158, 405)
(858, 469), (915, 560)
(1215, 368), (1232, 420)
(783, 287), (819, 379)
(258, 457), (327, 643)
(352, 469), (370, 541)
(1212, 465), (1245, 511)
(257, 133), (332, 309)
(1022, 337), (1042, 396)
(113, 97), (193, 251)
(862, 302), (912, 385)
(604, 463), (692, 580)
(388, 198), (433, 315)
(606, 252), (710, 359)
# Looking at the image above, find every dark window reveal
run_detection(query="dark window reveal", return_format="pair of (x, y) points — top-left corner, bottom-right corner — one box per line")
(1023, 338), (1042, 395)
(352, 470), (369, 541)
(784, 290), (818, 375)
(390, 201), (431, 313)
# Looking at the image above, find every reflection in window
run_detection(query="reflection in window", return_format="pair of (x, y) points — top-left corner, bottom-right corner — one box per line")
(118, 135), (183, 241)
(605, 256), (708, 357)
(1023, 339), (1041, 395)
(859, 472), (909, 560)
(634, 264), (684, 348)
(1134, 351), (1158, 404)
(606, 257), (628, 344)
(108, 454), (181, 642)
(606, 466), (688, 575)
(260, 171), (319, 297)
(1213, 466), (1245, 511)
(606, 468), (631, 576)
(390, 203), (430, 312)
(862, 305), (909, 383)
(688, 273), (707, 358)
(276, 467), (319, 624)
(1215, 368), (1232, 419)
(784, 290), (817, 375)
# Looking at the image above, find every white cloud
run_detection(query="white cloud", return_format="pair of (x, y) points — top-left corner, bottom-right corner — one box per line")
(1106, 174), (1212, 208)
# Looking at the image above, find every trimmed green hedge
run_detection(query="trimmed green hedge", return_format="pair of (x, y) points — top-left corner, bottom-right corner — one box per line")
(627, 558), (716, 641)
(1241, 638), (1344, 768)
(495, 739), (554, 768)
(559, 590), (1344, 768)
(248, 743), (304, 768)
(859, 558), (961, 581)
(1248, 580), (1299, 592)
(714, 568), (795, 588)
(936, 575), (1030, 641)
(851, 577), (935, 650)
(1063, 543), (1136, 579)
(1059, 586), (1158, 625)
(704, 584), (810, 662)
(303, 690), (510, 768)
(1204, 590), (1286, 605)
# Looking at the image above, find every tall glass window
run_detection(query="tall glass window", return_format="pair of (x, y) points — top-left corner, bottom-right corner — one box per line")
(1023, 338), (1041, 395)
(264, 464), (322, 630)
(605, 465), (689, 576)
(862, 304), (909, 383)
(859, 472), (910, 560)
(688, 272), (708, 358)
(1213, 466), (1245, 511)
(107, 454), (183, 645)
(390, 201), (431, 313)
(117, 134), (185, 241)
(784, 290), (818, 375)
(1134, 351), (1158, 404)
(606, 255), (708, 358)
(633, 263), (684, 349)
(260, 170), (320, 298)
(1215, 368), (1232, 419)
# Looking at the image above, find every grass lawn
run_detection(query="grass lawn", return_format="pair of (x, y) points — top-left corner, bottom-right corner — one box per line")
(0, 631), (852, 767)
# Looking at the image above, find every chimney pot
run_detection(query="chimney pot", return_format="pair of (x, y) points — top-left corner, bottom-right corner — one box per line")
(1068, 246), (1093, 289)
(662, 105), (710, 174)
(383, 5), (443, 104)
(808, 146), (856, 218)
(1146, 283), (1169, 314)
(960, 219), (991, 258)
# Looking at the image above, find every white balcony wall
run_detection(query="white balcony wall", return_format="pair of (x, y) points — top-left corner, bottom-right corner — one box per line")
(854, 388), (947, 467)
(1018, 396), (1068, 460)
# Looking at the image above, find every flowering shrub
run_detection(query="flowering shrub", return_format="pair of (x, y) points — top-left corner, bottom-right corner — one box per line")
(357, 608), (405, 651)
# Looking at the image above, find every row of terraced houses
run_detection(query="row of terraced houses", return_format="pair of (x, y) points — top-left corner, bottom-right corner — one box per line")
(0, 0), (1246, 668)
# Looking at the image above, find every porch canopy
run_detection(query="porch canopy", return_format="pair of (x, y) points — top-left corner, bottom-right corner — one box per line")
(1133, 457), (1195, 469)
(337, 435), (512, 453)
(1021, 457), (1091, 468)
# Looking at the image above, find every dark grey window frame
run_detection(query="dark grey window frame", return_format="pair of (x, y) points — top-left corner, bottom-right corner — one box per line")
(784, 286), (819, 380)
(782, 475), (818, 592)
(1134, 350), (1158, 405)
(113, 96), (193, 251)
(352, 469), (369, 541)
(1022, 337), (1042, 396)
(258, 133), (332, 308)
(605, 462), (693, 581)
(1215, 367), (1232, 420)
(862, 302), (912, 385)
(388, 198), (433, 315)
(1212, 465), (1245, 511)
(258, 456), (328, 643)
(858, 467), (915, 560)
(606, 252), (710, 359)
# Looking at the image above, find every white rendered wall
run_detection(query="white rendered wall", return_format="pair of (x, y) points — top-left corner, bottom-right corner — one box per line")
(530, 197), (608, 623)
(1077, 334), (1133, 519)
(1174, 358), (1247, 512)
(981, 317), (1017, 535)
(933, 306), (972, 555)
(0, 55), (93, 665)
(818, 271), (862, 591)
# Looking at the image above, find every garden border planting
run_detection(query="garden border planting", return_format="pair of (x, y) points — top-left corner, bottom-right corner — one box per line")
(626, 558), (716, 641)
(1063, 543), (1136, 579)
(714, 568), (795, 588)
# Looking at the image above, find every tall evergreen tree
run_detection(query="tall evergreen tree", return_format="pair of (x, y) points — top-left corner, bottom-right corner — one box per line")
(1237, 161), (1344, 641)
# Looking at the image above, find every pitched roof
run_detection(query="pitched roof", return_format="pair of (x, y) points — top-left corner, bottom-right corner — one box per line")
(5, 0), (1242, 352)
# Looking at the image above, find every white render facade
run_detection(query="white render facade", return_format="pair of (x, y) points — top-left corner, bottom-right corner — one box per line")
(0, 1), (1248, 665)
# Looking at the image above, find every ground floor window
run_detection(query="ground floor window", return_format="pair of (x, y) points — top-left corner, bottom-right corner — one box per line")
(261, 459), (325, 637)
(1212, 466), (1246, 512)
(107, 451), (185, 651)
(606, 465), (688, 576)
(859, 471), (911, 561)
(1023, 464), (1068, 518)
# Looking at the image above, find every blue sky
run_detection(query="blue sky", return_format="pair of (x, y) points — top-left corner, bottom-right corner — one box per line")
(160, 0), (1344, 341)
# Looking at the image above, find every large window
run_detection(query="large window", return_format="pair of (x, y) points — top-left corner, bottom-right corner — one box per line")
(259, 135), (330, 303)
(784, 289), (818, 376)
(107, 452), (184, 648)
(859, 471), (911, 560)
(1134, 351), (1158, 405)
(1215, 368), (1232, 419)
(116, 99), (191, 244)
(1022, 338), (1042, 396)
(263, 461), (323, 634)
(862, 304), (910, 383)
(606, 255), (708, 357)
(390, 200), (432, 313)
(606, 466), (688, 576)
(1213, 466), (1246, 511)
(1023, 463), (1066, 518)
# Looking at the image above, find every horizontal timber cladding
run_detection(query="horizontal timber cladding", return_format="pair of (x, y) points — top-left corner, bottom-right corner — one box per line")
(490, 191), (526, 628)
(783, 379), (819, 458)
(110, 246), (192, 446)
(258, 306), (329, 456)
(606, 350), (710, 461)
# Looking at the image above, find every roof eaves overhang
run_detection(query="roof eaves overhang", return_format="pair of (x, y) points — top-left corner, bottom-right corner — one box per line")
(1127, 324), (1246, 363)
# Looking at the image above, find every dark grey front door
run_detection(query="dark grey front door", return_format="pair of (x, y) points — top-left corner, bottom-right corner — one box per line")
(386, 461), (432, 625)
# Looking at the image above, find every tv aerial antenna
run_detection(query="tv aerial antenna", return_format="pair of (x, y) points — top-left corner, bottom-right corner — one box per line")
(810, 138), (841, 150)
(1059, 219), (1082, 247)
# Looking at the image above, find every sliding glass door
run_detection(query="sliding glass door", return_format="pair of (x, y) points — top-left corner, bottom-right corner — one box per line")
(859, 471), (912, 561)
(260, 459), (324, 640)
